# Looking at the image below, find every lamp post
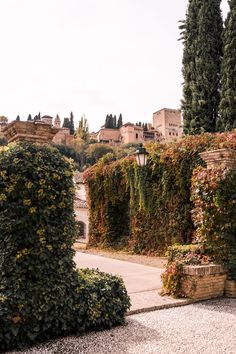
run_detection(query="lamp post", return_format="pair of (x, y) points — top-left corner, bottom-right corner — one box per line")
(135, 143), (149, 167)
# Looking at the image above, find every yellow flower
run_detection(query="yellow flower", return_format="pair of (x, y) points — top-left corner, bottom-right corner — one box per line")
(23, 199), (31, 206)
(39, 179), (46, 185)
(25, 181), (33, 189)
(0, 193), (7, 202)
(29, 207), (36, 214)
(16, 248), (31, 260)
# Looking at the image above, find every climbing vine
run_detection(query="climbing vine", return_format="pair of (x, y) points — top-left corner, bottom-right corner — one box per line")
(85, 130), (236, 255)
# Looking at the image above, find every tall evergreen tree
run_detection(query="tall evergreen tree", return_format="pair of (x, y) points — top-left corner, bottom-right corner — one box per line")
(63, 117), (71, 129)
(27, 114), (32, 121)
(218, 0), (236, 131)
(117, 114), (123, 128)
(16, 115), (20, 121)
(70, 111), (75, 135)
(181, 0), (223, 134)
(113, 115), (117, 129)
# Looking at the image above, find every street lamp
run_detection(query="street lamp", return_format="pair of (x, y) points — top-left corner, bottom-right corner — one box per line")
(135, 143), (149, 167)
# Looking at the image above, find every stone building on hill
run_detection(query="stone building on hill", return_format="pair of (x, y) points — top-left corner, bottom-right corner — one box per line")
(90, 108), (183, 145)
(1, 114), (75, 146)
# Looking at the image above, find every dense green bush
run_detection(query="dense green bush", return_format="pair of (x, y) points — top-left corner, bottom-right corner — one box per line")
(76, 268), (130, 330)
(191, 166), (236, 280)
(85, 131), (236, 254)
(0, 142), (79, 351)
(0, 143), (130, 351)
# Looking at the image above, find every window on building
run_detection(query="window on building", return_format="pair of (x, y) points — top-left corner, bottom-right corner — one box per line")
(169, 132), (171, 136)
(136, 133), (138, 139)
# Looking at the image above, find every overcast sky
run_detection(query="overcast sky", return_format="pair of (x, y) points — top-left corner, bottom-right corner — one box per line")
(0, 0), (229, 132)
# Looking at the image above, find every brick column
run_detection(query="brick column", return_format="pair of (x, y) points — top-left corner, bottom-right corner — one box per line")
(199, 148), (236, 298)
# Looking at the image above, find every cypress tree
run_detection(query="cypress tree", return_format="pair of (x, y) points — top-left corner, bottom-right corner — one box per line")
(63, 117), (71, 129)
(218, 0), (236, 131)
(181, 0), (223, 134)
(27, 114), (32, 121)
(16, 115), (20, 121)
(117, 114), (123, 128)
(70, 111), (75, 135)
(113, 115), (117, 129)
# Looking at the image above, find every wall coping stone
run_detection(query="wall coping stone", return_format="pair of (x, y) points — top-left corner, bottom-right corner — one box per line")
(200, 148), (236, 170)
(183, 264), (225, 276)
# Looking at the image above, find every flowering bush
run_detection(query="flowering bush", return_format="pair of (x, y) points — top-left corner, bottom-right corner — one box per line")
(161, 244), (213, 297)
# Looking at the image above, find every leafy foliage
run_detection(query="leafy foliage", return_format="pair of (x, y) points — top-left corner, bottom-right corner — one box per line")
(0, 143), (130, 351)
(191, 166), (236, 279)
(161, 244), (213, 298)
(85, 130), (236, 254)
(181, 0), (223, 134)
(76, 114), (89, 142)
(76, 268), (130, 330)
(0, 142), (79, 351)
(218, 0), (236, 131)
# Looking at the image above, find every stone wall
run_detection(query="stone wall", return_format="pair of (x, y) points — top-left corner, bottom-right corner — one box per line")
(181, 264), (226, 300)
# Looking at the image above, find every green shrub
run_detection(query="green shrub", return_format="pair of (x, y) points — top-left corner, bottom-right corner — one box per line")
(76, 268), (130, 330)
(0, 142), (80, 351)
(0, 143), (130, 351)
(167, 244), (213, 265)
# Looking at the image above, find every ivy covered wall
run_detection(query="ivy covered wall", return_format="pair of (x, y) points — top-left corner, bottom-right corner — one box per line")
(85, 131), (236, 255)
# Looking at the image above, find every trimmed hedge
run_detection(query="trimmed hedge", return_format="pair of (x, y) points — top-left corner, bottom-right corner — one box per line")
(85, 130), (236, 255)
(0, 143), (130, 352)
(76, 268), (130, 330)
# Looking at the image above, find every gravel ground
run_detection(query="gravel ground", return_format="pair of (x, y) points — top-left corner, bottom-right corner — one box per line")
(7, 298), (236, 354)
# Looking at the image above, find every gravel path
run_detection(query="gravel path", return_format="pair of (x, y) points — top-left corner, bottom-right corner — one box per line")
(7, 299), (236, 354)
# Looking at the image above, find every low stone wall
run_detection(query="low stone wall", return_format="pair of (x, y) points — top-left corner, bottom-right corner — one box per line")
(225, 280), (236, 298)
(181, 264), (226, 300)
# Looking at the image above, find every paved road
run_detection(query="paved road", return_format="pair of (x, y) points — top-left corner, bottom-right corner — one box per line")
(74, 251), (163, 294)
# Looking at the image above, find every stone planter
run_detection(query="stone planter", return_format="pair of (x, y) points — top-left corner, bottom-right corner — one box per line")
(181, 264), (226, 300)
(2, 121), (59, 144)
(225, 279), (236, 298)
(200, 149), (236, 170)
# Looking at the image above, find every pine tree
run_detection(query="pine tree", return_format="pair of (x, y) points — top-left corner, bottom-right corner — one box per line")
(27, 114), (32, 121)
(117, 114), (123, 128)
(70, 111), (75, 135)
(218, 0), (236, 131)
(181, 0), (223, 134)
(16, 115), (20, 121)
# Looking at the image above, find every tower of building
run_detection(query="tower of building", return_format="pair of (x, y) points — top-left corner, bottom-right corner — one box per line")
(54, 114), (61, 128)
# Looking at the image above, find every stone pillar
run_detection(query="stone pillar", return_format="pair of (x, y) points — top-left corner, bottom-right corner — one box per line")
(200, 148), (236, 298)
(182, 264), (226, 300)
(2, 120), (59, 144)
(200, 148), (236, 170)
